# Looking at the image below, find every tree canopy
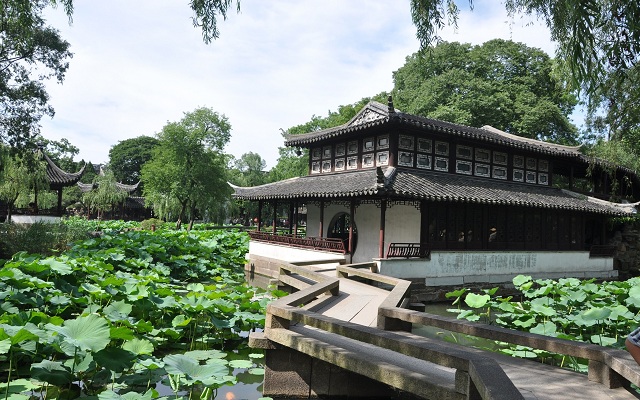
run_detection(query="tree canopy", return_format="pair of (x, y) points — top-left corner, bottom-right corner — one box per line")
(392, 40), (579, 144)
(0, 0), (72, 148)
(109, 136), (159, 185)
(141, 107), (231, 229)
(409, 0), (640, 142)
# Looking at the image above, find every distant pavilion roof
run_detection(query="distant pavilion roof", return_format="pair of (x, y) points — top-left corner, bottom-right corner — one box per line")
(231, 167), (637, 216)
(77, 181), (140, 193)
(43, 152), (85, 189)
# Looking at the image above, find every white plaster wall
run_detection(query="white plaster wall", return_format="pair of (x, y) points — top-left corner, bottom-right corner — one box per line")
(249, 241), (347, 264)
(385, 204), (421, 246)
(306, 204), (321, 238)
(305, 202), (421, 263)
(352, 203), (379, 263)
(376, 251), (616, 285)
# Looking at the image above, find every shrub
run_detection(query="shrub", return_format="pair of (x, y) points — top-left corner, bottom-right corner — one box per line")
(0, 221), (90, 259)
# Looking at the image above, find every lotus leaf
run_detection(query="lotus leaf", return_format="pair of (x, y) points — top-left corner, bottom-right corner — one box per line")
(40, 259), (73, 275)
(171, 315), (191, 328)
(184, 349), (226, 360)
(47, 314), (111, 355)
(122, 338), (154, 355)
(0, 338), (10, 354)
(464, 293), (490, 308)
(111, 326), (135, 340)
(530, 322), (557, 336)
(94, 347), (137, 372)
(582, 307), (612, 321)
(104, 300), (133, 321)
(163, 353), (229, 382)
(228, 359), (253, 368)
(97, 389), (155, 400)
(0, 378), (40, 398)
(512, 275), (532, 288)
(31, 360), (74, 386)
(590, 334), (618, 346)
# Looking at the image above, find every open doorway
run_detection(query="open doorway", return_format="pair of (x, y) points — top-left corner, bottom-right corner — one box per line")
(327, 212), (357, 253)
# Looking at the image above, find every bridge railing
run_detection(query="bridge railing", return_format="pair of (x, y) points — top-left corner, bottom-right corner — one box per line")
(377, 307), (640, 390)
(258, 264), (523, 400)
(248, 231), (347, 254)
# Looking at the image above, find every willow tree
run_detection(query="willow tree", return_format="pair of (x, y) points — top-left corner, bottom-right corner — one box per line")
(0, 148), (48, 221)
(141, 107), (232, 230)
(82, 170), (128, 220)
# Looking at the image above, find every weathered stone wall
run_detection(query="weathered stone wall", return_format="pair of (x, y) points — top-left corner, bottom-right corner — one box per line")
(609, 224), (640, 279)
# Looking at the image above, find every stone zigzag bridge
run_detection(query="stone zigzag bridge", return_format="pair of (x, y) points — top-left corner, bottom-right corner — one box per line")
(250, 261), (640, 400)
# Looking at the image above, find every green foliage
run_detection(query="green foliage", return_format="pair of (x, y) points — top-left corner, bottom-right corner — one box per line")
(583, 138), (640, 197)
(0, 0), (73, 147)
(0, 228), (270, 398)
(268, 146), (309, 183)
(109, 136), (160, 186)
(0, 221), (89, 259)
(446, 275), (640, 369)
(391, 40), (579, 144)
(409, 0), (640, 150)
(83, 170), (130, 218)
(141, 107), (232, 229)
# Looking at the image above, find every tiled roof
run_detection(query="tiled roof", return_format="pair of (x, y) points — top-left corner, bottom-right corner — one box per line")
(230, 169), (384, 200)
(284, 101), (583, 158)
(231, 167), (636, 216)
(44, 153), (85, 188)
(77, 181), (140, 193)
(126, 196), (146, 209)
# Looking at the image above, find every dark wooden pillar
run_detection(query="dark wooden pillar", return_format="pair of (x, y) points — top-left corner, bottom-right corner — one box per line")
(288, 202), (294, 235)
(257, 201), (263, 231)
(569, 165), (574, 190)
(272, 200), (278, 234)
(348, 200), (355, 262)
(319, 200), (325, 237)
(293, 202), (299, 236)
(57, 188), (63, 216)
(379, 199), (387, 258)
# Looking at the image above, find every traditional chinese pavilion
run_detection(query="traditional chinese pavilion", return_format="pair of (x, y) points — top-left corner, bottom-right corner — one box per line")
(232, 98), (639, 289)
(43, 152), (86, 216)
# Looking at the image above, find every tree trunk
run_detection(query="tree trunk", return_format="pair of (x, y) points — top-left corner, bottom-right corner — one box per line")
(187, 204), (197, 232)
(176, 201), (187, 230)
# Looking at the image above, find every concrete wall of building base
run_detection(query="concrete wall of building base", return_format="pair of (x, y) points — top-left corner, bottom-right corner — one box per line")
(11, 215), (61, 224)
(263, 346), (413, 399)
(376, 251), (617, 286)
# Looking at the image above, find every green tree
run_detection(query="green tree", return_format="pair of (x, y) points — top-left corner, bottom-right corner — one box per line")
(234, 152), (267, 187)
(409, 0), (640, 144)
(0, 0), (73, 148)
(0, 147), (47, 221)
(141, 107), (232, 230)
(81, 169), (128, 220)
(268, 147), (308, 183)
(392, 40), (579, 144)
(108, 136), (159, 185)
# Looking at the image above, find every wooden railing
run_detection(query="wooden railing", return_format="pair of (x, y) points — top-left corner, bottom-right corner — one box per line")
(386, 242), (431, 258)
(248, 231), (346, 254)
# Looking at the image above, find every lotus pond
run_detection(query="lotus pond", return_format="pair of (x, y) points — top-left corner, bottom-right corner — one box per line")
(0, 222), (280, 399)
(437, 275), (640, 372)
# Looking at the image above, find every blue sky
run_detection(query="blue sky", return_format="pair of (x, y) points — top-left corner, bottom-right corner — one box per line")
(41, 1), (553, 169)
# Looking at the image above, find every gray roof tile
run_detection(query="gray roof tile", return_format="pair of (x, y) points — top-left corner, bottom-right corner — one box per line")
(232, 167), (635, 216)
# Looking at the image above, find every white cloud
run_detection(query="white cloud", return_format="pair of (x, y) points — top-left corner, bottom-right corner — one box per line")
(41, 1), (552, 169)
